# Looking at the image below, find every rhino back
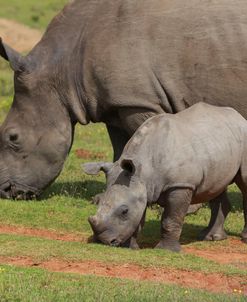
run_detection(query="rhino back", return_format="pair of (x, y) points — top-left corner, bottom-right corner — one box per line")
(120, 103), (247, 202)
(26, 0), (247, 122)
(80, 0), (247, 120)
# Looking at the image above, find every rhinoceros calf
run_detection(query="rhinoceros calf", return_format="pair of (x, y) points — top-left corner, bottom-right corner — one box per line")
(84, 103), (247, 251)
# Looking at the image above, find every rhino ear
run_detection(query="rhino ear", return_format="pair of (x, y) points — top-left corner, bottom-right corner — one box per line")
(82, 162), (114, 176)
(0, 38), (24, 71)
(120, 158), (136, 176)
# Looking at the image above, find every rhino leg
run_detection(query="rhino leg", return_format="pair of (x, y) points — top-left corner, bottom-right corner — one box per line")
(106, 125), (130, 161)
(241, 192), (247, 243)
(234, 173), (247, 243)
(128, 209), (147, 250)
(198, 191), (230, 241)
(155, 188), (193, 252)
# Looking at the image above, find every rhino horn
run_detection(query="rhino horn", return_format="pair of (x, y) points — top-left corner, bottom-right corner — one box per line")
(0, 37), (25, 71)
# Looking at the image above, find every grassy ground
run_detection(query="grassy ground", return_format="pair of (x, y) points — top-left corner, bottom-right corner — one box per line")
(1, 265), (244, 302)
(0, 0), (67, 29)
(0, 0), (246, 300)
(0, 233), (246, 276)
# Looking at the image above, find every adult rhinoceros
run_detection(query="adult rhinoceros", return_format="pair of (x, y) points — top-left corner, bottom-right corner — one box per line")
(0, 0), (246, 239)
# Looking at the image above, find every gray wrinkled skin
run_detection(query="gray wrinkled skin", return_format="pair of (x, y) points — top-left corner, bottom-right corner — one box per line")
(0, 0), (247, 214)
(86, 103), (247, 251)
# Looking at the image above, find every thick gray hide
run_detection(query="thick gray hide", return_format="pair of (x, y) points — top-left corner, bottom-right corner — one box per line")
(0, 1), (247, 204)
(88, 103), (247, 251)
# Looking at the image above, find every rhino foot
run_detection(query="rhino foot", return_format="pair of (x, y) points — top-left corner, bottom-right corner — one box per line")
(241, 231), (247, 244)
(129, 237), (140, 250)
(198, 227), (228, 241)
(120, 237), (140, 249)
(241, 238), (247, 244)
(155, 239), (181, 252)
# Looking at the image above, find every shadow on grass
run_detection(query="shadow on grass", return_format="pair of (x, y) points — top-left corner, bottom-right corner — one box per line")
(40, 180), (106, 201)
(228, 191), (242, 212)
(137, 220), (241, 248)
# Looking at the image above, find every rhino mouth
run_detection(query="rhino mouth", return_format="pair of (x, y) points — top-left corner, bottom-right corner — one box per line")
(0, 181), (40, 200)
(93, 230), (134, 248)
(93, 235), (131, 248)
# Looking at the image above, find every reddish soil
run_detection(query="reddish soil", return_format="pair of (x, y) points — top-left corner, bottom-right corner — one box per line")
(75, 149), (106, 160)
(184, 246), (247, 268)
(0, 224), (246, 266)
(0, 18), (42, 52)
(0, 224), (246, 295)
(0, 224), (85, 242)
(0, 256), (246, 295)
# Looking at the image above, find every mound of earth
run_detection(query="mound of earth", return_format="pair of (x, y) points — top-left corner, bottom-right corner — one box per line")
(0, 18), (42, 52)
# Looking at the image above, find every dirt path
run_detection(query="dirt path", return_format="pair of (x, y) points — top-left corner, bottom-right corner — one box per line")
(0, 224), (246, 295)
(184, 246), (247, 269)
(0, 18), (42, 52)
(0, 256), (246, 295)
(0, 224), (84, 242)
(0, 224), (246, 268)
(0, 225), (247, 269)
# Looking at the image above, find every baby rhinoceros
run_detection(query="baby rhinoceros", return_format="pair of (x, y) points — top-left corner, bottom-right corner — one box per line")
(84, 103), (247, 252)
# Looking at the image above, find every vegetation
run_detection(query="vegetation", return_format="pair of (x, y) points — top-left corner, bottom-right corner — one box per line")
(0, 0), (246, 300)
(1, 265), (244, 302)
(0, 0), (67, 29)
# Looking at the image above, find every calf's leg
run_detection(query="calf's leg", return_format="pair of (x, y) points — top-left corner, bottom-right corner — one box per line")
(155, 188), (193, 252)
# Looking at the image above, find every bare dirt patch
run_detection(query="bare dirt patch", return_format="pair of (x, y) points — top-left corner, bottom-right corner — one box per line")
(184, 246), (247, 268)
(0, 18), (42, 52)
(0, 256), (246, 295)
(0, 224), (246, 268)
(0, 224), (85, 242)
(75, 149), (106, 160)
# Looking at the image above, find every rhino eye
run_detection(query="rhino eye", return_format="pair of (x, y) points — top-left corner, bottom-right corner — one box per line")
(122, 208), (128, 215)
(118, 205), (129, 220)
(9, 134), (19, 142)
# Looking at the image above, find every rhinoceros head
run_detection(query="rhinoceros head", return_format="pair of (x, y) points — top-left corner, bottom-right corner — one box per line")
(88, 159), (147, 247)
(0, 39), (73, 199)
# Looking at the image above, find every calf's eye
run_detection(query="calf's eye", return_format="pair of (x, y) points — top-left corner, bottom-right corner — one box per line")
(122, 208), (128, 215)
(9, 134), (18, 142)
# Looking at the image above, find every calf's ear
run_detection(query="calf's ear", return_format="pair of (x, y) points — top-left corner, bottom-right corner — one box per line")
(0, 38), (24, 71)
(120, 158), (136, 176)
(82, 162), (114, 176)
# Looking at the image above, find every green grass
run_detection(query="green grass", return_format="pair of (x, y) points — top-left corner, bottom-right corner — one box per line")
(1, 265), (244, 302)
(0, 1), (246, 299)
(0, 233), (246, 278)
(0, 0), (67, 29)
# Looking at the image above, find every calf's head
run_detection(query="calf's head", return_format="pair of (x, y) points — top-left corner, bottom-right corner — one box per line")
(87, 159), (147, 247)
(0, 39), (73, 199)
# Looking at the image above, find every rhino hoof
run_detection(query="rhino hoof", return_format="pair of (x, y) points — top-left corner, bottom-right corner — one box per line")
(155, 240), (181, 252)
(198, 228), (228, 241)
(129, 237), (140, 250)
(241, 238), (247, 244)
(241, 233), (247, 243)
